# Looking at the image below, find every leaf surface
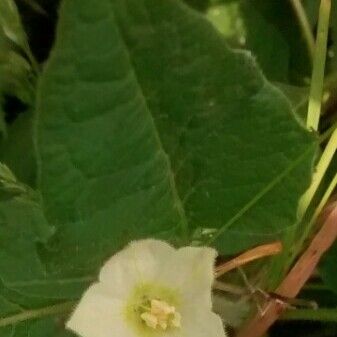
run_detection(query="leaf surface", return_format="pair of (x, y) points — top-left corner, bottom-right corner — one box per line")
(0, 0), (318, 334)
(110, 0), (317, 253)
(35, 0), (186, 280)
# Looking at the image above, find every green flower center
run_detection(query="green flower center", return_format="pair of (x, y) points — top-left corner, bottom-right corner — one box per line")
(125, 282), (182, 336)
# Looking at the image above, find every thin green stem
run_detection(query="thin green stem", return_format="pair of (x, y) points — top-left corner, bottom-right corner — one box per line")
(289, 0), (315, 61)
(294, 171), (337, 257)
(306, 0), (331, 131)
(281, 308), (337, 322)
(279, 127), (337, 276)
(0, 301), (75, 327)
(298, 128), (337, 219)
(208, 145), (316, 245)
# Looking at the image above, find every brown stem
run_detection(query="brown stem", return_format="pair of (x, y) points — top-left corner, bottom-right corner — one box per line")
(215, 242), (282, 278)
(236, 202), (337, 337)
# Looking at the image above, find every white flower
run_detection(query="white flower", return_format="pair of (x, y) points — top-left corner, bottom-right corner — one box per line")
(66, 239), (227, 337)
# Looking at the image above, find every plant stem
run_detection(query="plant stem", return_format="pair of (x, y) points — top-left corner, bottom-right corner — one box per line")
(0, 301), (75, 327)
(295, 171), (337, 258)
(208, 146), (316, 246)
(298, 128), (337, 219)
(236, 204), (337, 337)
(281, 308), (337, 322)
(306, 0), (331, 131)
(289, 0), (315, 61)
(215, 241), (282, 278)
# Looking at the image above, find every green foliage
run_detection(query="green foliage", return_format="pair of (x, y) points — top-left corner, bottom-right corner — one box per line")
(35, 0), (188, 281)
(0, 111), (37, 185)
(1, 0), (336, 336)
(0, 0), (36, 104)
(0, 0), (27, 50)
(208, 0), (310, 83)
(110, 0), (315, 254)
(0, 0), (38, 147)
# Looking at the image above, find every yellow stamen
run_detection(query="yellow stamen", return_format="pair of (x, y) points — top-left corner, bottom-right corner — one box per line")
(140, 299), (181, 330)
(140, 312), (158, 329)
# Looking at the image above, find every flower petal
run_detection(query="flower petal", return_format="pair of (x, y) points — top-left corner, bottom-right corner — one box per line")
(182, 309), (227, 337)
(66, 283), (133, 337)
(99, 239), (175, 298)
(157, 246), (217, 308)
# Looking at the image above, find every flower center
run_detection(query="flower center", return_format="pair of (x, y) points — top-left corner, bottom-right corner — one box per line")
(140, 298), (181, 330)
(125, 282), (181, 335)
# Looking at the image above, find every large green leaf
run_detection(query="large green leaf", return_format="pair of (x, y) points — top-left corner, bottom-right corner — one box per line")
(31, 0), (318, 271)
(111, 0), (316, 253)
(0, 0), (317, 334)
(35, 0), (187, 280)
